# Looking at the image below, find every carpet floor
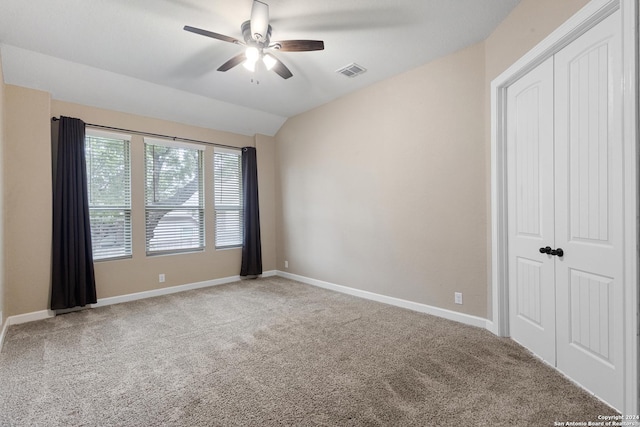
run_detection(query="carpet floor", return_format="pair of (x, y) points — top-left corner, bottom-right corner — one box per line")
(0, 276), (617, 426)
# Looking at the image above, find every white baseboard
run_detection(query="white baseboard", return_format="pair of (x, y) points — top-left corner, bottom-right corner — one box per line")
(276, 271), (491, 330)
(92, 275), (242, 308)
(93, 271), (277, 307)
(8, 309), (55, 325)
(485, 320), (499, 335)
(0, 316), (7, 353)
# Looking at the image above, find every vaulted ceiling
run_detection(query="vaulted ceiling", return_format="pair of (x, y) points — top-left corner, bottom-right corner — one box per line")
(0, 0), (521, 136)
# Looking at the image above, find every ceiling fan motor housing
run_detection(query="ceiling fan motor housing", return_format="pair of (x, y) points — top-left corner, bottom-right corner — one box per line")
(241, 20), (271, 47)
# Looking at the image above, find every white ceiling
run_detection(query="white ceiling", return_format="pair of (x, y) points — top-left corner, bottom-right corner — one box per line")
(0, 0), (521, 136)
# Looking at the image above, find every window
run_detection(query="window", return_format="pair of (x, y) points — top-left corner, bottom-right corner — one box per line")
(85, 130), (132, 260)
(214, 148), (243, 248)
(144, 138), (204, 255)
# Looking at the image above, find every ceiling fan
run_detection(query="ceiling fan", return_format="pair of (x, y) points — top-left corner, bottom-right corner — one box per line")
(184, 0), (324, 80)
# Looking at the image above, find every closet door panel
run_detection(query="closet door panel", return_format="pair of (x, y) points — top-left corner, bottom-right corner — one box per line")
(554, 10), (623, 411)
(506, 57), (556, 364)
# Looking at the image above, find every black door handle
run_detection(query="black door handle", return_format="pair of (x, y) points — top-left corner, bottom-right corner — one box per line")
(539, 246), (564, 257)
(550, 248), (564, 257)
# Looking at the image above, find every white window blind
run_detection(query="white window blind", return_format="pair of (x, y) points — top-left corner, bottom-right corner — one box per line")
(144, 139), (205, 255)
(85, 131), (132, 260)
(214, 148), (243, 248)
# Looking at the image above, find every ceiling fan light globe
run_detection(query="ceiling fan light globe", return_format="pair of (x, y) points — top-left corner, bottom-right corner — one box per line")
(245, 46), (260, 61)
(243, 59), (257, 72)
(263, 53), (277, 71)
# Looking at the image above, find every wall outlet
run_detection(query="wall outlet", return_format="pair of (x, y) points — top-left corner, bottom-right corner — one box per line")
(454, 292), (463, 305)
(159, 274), (165, 283)
(284, 260), (289, 269)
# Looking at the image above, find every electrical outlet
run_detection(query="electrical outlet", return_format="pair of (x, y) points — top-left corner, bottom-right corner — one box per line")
(284, 260), (289, 269)
(159, 274), (165, 283)
(454, 292), (463, 305)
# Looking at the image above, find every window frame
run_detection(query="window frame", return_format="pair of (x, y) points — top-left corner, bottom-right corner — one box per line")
(85, 128), (133, 262)
(213, 147), (244, 249)
(144, 137), (206, 256)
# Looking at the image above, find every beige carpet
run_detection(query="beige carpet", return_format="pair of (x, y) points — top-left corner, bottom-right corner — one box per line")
(0, 276), (617, 426)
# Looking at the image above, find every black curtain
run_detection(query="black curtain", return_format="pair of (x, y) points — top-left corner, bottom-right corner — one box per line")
(240, 147), (262, 277)
(50, 116), (97, 310)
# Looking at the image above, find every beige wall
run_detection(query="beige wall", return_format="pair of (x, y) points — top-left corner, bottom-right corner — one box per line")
(5, 86), (52, 317)
(276, 43), (488, 317)
(482, 0), (590, 316)
(256, 134), (277, 271)
(275, 0), (592, 319)
(0, 53), (5, 327)
(3, 93), (276, 317)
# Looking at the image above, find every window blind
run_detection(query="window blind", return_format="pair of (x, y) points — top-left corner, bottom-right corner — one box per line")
(85, 131), (132, 260)
(214, 148), (243, 248)
(144, 139), (205, 255)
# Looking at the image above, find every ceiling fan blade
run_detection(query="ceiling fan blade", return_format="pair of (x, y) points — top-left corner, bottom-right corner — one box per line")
(184, 25), (241, 45)
(271, 57), (293, 79)
(270, 40), (324, 52)
(250, 0), (269, 42)
(217, 53), (247, 72)
(272, 40), (325, 52)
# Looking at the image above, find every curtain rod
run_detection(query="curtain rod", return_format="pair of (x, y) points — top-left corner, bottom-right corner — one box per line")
(51, 117), (245, 150)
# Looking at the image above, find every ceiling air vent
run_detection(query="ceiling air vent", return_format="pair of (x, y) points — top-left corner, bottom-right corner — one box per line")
(336, 63), (367, 78)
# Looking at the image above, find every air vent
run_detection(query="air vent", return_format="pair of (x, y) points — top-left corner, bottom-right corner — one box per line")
(336, 63), (367, 78)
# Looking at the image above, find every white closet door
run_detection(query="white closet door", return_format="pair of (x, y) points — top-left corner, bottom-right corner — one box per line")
(554, 10), (624, 411)
(506, 57), (556, 364)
